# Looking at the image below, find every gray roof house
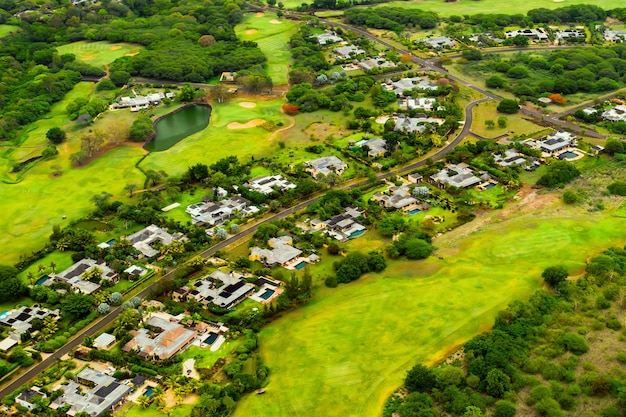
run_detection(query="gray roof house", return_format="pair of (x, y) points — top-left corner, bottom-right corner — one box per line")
(54, 258), (117, 294)
(93, 332), (116, 350)
(16, 387), (46, 411)
(187, 270), (255, 309)
(0, 306), (60, 339)
(245, 175), (296, 195)
(537, 131), (575, 154)
(383, 77), (438, 96)
(505, 28), (549, 40)
(602, 105), (626, 122)
(250, 237), (303, 269)
(429, 163), (482, 189)
(317, 206), (367, 242)
(310, 31), (343, 45)
(125, 225), (186, 258)
(305, 155), (347, 177)
(354, 137), (387, 158)
(50, 367), (131, 417)
(493, 148), (528, 167)
(333, 45), (365, 59)
(394, 116), (443, 134)
(186, 197), (249, 226)
(417, 36), (456, 49)
(371, 185), (420, 212)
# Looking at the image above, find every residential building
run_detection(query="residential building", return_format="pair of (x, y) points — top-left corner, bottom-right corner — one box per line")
(429, 163), (482, 189)
(245, 175), (296, 195)
(469, 32), (504, 45)
(597, 26), (626, 42)
(124, 265), (148, 278)
(125, 225), (187, 258)
(357, 58), (396, 71)
(394, 116), (443, 134)
(16, 387), (46, 411)
(111, 92), (175, 111)
(372, 185), (425, 212)
(537, 131), (576, 154)
(505, 28), (549, 40)
(314, 207), (367, 242)
(354, 137), (387, 158)
(582, 107), (598, 116)
(383, 77), (438, 96)
(407, 173), (423, 183)
(54, 258), (117, 293)
(333, 45), (365, 59)
(50, 367), (132, 416)
(493, 148), (528, 167)
(122, 315), (196, 360)
(93, 332), (116, 350)
(602, 105), (626, 122)
(250, 236), (303, 268)
(417, 36), (457, 49)
(186, 196), (249, 226)
(310, 31), (343, 44)
(187, 270), (254, 309)
(405, 97), (438, 111)
(0, 306), (60, 339)
(305, 155), (347, 177)
(538, 97), (552, 105)
(555, 29), (585, 41)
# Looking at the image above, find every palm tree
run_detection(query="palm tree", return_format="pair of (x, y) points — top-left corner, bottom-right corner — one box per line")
(137, 395), (151, 408)
(153, 385), (165, 402)
(37, 264), (46, 274)
(27, 272), (35, 286)
(49, 261), (57, 273)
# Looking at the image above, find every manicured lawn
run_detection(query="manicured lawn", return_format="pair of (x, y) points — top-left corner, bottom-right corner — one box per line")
(56, 41), (143, 68)
(142, 99), (290, 176)
(470, 101), (544, 139)
(234, 204), (626, 417)
(0, 24), (19, 39)
(235, 13), (298, 85)
(179, 338), (243, 368)
(124, 403), (194, 417)
(17, 251), (75, 285)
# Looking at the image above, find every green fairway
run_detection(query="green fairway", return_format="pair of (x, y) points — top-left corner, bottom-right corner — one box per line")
(234, 204), (626, 417)
(142, 99), (290, 175)
(56, 41), (143, 68)
(0, 24), (19, 39)
(235, 13), (298, 85)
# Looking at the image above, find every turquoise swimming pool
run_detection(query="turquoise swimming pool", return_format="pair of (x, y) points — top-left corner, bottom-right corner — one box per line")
(260, 288), (275, 300)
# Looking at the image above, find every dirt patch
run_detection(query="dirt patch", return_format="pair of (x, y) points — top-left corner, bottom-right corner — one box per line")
(109, 45), (122, 51)
(269, 19), (282, 24)
(125, 52), (139, 57)
(606, 17), (621, 25)
(239, 101), (257, 108)
(227, 119), (266, 129)
(255, 12), (264, 17)
(245, 29), (258, 35)
(375, 116), (390, 124)
(304, 122), (349, 141)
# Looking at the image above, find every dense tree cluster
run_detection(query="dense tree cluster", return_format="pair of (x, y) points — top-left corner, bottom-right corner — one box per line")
(536, 161), (580, 188)
(329, 250), (387, 285)
(344, 8), (438, 32)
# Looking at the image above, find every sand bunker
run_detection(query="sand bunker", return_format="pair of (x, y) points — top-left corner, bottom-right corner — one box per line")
(81, 54), (95, 60)
(125, 52), (139, 57)
(375, 116), (390, 124)
(245, 29), (258, 35)
(227, 119), (266, 129)
(109, 45), (122, 51)
(553, 0), (563, 2)
(255, 12), (264, 17)
(269, 19), (282, 24)
(239, 102), (257, 108)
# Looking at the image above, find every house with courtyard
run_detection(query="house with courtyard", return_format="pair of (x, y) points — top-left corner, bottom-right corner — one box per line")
(122, 314), (196, 360)
(0, 306), (60, 351)
(394, 116), (443, 134)
(16, 387), (46, 411)
(405, 97), (438, 112)
(535, 131), (576, 155)
(185, 270), (254, 309)
(245, 175), (296, 195)
(125, 225), (187, 258)
(49, 367), (132, 416)
(305, 155), (347, 177)
(312, 206), (367, 242)
(311, 30), (343, 45)
(372, 184), (428, 213)
(333, 45), (365, 59)
(602, 104), (626, 122)
(417, 36), (457, 49)
(383, 77), (438, 96)
(53, 258), (119, 294)
(429, 163), (482, 189)
(186, 196), (250, 227)
(493, 148), (528, 167)
(250, 236), (304, 269)
(505, 28), (549, 41)
(354, 137), (387, 158)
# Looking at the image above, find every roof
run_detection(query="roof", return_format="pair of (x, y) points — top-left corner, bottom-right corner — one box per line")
(123, 316), (196, 360)
(430, 164), (482, 188)
(305, 156), (347, 176)
(251, 243), (302, 267)
(0, 337), (18, 351)
(245, 175), (296, 195)
(93, 332), (116, 348)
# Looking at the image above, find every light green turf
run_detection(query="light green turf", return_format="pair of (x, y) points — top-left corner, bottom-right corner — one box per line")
(234, 206), (626, 417)
(471, 101), (545, 139)
(17, 252), (75, 284)
(124, 403), (193, 417)
(235, 13), (298, 85)
(179, 338), (243, 368)
(142, 99), (290, 176)
(0, 25), (19, 39)
(56, 41), (143, 68)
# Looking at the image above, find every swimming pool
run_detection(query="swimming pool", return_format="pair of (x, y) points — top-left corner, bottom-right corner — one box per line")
(409, 208), (421, 215)
(0, 311), (9, 321)
(348, 229), (366, 239)
(143, 386), (155, 398)
(260, 288), (275, 300)
(484, 183), (496, 190)
(35, 275), (50, 285)
(204, 332), (218, 345)
(294, 261), (307, 270)
(106, 239), (116, 246)
(559, 151), (578, 160)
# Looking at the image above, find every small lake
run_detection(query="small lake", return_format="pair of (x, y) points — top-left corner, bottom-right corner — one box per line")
(144, 105), (211, 152)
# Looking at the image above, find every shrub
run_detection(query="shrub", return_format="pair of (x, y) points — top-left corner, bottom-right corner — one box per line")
(557, 332), (589, 355)
(324, 276), (338, 288)
(494, 400), (516, 417)
(497, 99), (519, 114)
(282, 104), (299, 115)
(607, 181), (626, 196)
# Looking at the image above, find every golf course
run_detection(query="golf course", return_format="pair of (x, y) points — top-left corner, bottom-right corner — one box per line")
(56, 41), (143, 68)
(234, 198), (626, 417)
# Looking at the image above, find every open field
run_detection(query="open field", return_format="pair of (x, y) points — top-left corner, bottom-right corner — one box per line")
(234, 197), (626, 417)
(0, 24), (19, 38)
(56, 41), (143, 68)
(235, 13), (298, 85)
(142, 99), (290, 175)
(470, 101), (545, 138)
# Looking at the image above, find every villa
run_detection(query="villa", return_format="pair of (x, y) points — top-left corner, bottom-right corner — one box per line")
(354, 137), (387, 158)
(597, 26), (626, 42)
(245, 175), (296, 195)
(186, 270), (254, 309)
(125, 225), (187, 258)
(93, 332), (116, 350)
(505, 28), (549, 40)
(249, 276), (282, 304)
(53, 258), (119, 294)
(186, 196), (250, 226)
(555, 29), (585, 41)
(0, 306), (60, 351)
(372, 184), (427, 213)
(602, 105), (626, 122)
(305, 155), (347, 177)
(111, 92), (175, 112)
(250, 236), (303, 269)
(536, 131), (576, 155)
(383, 77), (438, 96)
(16, 387), (46, 411)
(493, 148), (528, 167)
(429, 163), (482, 189)
(469, 32), (504, 45)
(357, 58), (396, 71)
(417, 36), (456, 49)
(122, 315), (196, 360)
(311, 31), (343, 45)
(405, 97), (438, 111)
(333, 45), (365, 59)
(394, 116), (443, 134)
(312, 206), (367, 242)
(49, 367), (132, 416)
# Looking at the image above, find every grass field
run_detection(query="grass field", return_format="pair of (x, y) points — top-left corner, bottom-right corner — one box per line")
(0, 24), (18, 39)
(235, 13), (298, 85)
(470, 101), (545, 138)
(142, 99), (290, 175)
(234, 200), (626, 417)
(56, 41), (143, 68)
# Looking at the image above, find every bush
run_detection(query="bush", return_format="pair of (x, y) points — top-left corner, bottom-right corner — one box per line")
(497, 99), (519, 114)
(494, 400), (517, 417)
(562, 190), (581, 204)
(557, 332), (589, 355)
(537, 161), (580, 188)
(324, 276), (338, 288)
(607, 181), (626, 196)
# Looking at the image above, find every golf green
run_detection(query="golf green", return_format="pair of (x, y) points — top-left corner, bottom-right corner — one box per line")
(234, 207), (626, 417)
(56, 41), (143, 68)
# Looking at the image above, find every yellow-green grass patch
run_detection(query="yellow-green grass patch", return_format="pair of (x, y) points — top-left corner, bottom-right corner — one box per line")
(56, 41), (143, 68)
(0, 24), (19, 39)
(235, 13), (298, 85)
(234, 206), (626, 417)
(470, 101), (543, 138)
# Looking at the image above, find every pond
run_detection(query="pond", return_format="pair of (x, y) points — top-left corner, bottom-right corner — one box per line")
(144, 105), (211, 152)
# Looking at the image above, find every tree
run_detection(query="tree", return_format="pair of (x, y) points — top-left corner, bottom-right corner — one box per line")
(511, 34), (530, 46)
(40, 315), (59, 341)
(125, 183), (138, 198)
(497, 99), (519, 114)
(137, 395), (151, 408)
(46, 127), (66, 144)
(562, 190), (581, 204)
(197, 34), (216, 47)
(80, 130), (106, 158)
(542, 265), (568, 287)
(404, 239), (433, 260)
(462, 406), (485, 417)
(497, 116), (508, 128)
(486, 75), (505, 89)
(61, 293), (94, 319)
(608, 181), (626, 196)
(97, 303), (110, 314)
(405, 364), (435, 392)
(485, 368), (511, 398)
(485, 120), (495, 129)
(210, 84), (230, 103)
(129, 115), (154, 142)
(548, 93), (567, 104)
(83, 334), (94, 348)
(110, 71), (131, 87)
(494, 400), (516, 417)
(178, 84), (196, 102)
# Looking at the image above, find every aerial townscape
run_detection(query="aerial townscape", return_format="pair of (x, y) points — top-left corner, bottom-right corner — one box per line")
(4, 0), (626, 416)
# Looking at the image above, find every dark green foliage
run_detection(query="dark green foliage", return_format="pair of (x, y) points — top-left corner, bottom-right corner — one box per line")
(0, 265), (26, 303)
(109, 71), (131, 87)
(324, 276), (338, 288)
(129, 115), (154, 142)
(405, 364), (435, 392)
(607, 181), (626, 196)
(562, 190), (582, 204)
(96, 79), (117, 91)
(537, 162), (580, 188)
(494, 400), (516, 417)
(541, 265), (568, 287)
(344, 7), (438, 32)
(46, 127), (66, 144)
(61, 293), (94, 319)
(485, 369), (511, 398)
(497, 99), (519, 114)
(486, 75), (505, 88)
(557, 332), (589, 355)
(185, 163), (209, 183)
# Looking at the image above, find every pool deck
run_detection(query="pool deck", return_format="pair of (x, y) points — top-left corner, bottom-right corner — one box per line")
(249, 285), (283, 304)
(182, 358), (200, 380)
